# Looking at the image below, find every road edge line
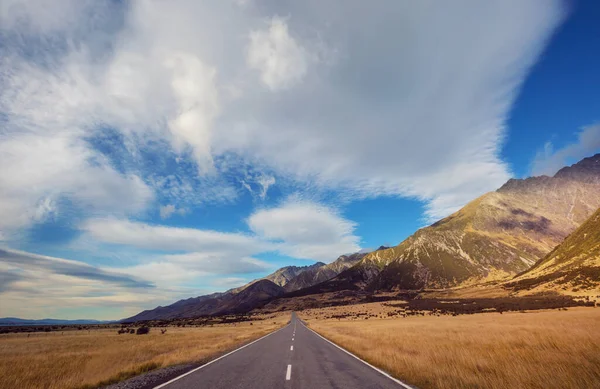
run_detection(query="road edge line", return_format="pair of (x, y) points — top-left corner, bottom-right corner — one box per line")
(300, 320), (416, 389)
(154, 321), (290, 388)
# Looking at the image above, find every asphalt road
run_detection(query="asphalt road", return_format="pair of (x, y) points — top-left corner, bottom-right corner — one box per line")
(155, 312), (412, 389)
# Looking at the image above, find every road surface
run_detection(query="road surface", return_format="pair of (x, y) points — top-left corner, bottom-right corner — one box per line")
(155, 312), (412, 389)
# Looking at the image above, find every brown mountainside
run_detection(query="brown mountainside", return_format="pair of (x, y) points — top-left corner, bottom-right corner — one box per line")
(284, 252), (367, 292)
(124, 280), (284, 321)
(505, 206), (600, 295)
(324, 154), (600, 291)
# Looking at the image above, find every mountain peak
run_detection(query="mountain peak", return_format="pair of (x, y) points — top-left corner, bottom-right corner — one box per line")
(498, 153), (600, 193)
(554, 153), (600, 181)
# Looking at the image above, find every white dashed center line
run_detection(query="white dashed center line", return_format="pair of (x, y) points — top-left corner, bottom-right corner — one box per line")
(290, 345), (293, 351)
(286, 364), (292, 380)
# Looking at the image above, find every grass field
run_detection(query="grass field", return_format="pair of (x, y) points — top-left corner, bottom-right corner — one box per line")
(0, 314), (288, 389)
(301, 305), (600, 389)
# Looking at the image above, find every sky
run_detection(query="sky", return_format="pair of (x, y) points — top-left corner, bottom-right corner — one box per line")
(1, 0), (599, 320)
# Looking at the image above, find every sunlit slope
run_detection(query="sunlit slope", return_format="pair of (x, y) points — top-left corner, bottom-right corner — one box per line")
(351, 154), (600, 290)
(284, 252), (367, 292)
(506, 207), (600, 294)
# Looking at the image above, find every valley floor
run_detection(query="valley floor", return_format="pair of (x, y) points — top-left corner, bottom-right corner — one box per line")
(0, 313), (288, 389)
(300, 304), (600, 389)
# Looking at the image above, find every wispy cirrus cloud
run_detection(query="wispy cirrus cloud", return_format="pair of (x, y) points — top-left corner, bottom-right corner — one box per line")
(0, 248), (153, 289)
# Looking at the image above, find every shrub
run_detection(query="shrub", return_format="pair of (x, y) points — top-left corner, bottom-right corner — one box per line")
(136, 327), (150, 335)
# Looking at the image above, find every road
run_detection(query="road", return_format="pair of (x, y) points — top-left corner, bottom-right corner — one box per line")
(155, 312), (413, 389)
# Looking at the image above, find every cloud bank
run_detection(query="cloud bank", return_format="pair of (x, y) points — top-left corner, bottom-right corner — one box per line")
(0, 0), (564, 232)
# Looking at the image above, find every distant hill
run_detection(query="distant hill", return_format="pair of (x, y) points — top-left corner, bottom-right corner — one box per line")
(0, 318), (112, 326)
(505, 206), (600, 295)
(305, 154), (600, 292)
(124, 279), (285, 322)
(125, 253), (365, 322)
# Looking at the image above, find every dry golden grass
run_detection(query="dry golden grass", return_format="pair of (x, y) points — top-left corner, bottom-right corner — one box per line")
(0, 313), (288, 389)
(301, 306), (600, 389)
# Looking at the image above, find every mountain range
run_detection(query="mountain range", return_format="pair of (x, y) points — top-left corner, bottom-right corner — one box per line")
(126, 154), (600, 322)
(309, 154), (600, 293)
(0, 318), (112, 326)
(124, 254), (364, 321)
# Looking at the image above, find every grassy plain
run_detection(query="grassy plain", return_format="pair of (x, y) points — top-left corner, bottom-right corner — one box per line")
(300, 304), (600, 389)
(0, 313), (288, 389)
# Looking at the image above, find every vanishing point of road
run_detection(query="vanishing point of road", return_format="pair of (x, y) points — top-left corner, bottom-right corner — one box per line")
(154, 312), (413, 389)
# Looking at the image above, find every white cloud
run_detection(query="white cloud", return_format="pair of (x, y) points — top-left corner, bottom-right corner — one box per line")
(164, 53), (220, 173)
(257, 175), (276, 199)
(0, 247), (256, 319)
(159, 204), (187, 219)
(82, 218), (270, 254)
(84, 199), (360, 273)
(0, 131), (153, 232)
(163, 253), (270, 275)
(247, 17), (310, 90)
(531, 124), (600, 176)
(109, 261), (204, 286)
(0, 247), (153, 289)
(248, 198), (360, 260)
(1, 0), (565, 231)
(240, 172), (276, 200)
(212, 277), (249, 288)
(215, 1), (564, 220)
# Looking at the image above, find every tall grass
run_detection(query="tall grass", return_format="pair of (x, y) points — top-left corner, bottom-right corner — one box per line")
(0, 316), (287, 389)
(304, 307), (600, 389)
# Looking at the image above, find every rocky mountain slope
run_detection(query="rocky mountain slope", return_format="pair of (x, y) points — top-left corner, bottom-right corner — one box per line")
(228, 262), (326, 294)
(505, 206), (600, 295)
(283, 252), (367, 292)
(124, 280), (284, 321)
(314, 154), (600, 292)
(264, 263), (326, 287)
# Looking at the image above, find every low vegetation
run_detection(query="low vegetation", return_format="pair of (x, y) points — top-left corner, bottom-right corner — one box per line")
(301, 305), (600, 389)
(0, 313), (288, 389)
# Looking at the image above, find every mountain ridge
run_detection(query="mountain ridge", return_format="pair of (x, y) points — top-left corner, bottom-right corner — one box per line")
(125, 154), (600, 321)
(299, 153), (600, 293)
(0, 318), (113, 326)
(124, 254), (360, 321)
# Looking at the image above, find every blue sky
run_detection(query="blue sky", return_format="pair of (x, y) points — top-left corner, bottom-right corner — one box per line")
(1, 0), (599, 320)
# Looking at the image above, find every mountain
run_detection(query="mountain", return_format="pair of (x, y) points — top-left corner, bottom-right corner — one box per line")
(215, 280), (286, 314)
(229, 262), (326, 294)
(283, 253), (367, 292)
(505, 206), (600, 294)
(0, 318), (111, 326)
(125, 255), (360, 321)
(124, 280), (284, 322)
(265, 263), (326, 286)
(124, 262), (323, 322)
(309, 154), (600, 292)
